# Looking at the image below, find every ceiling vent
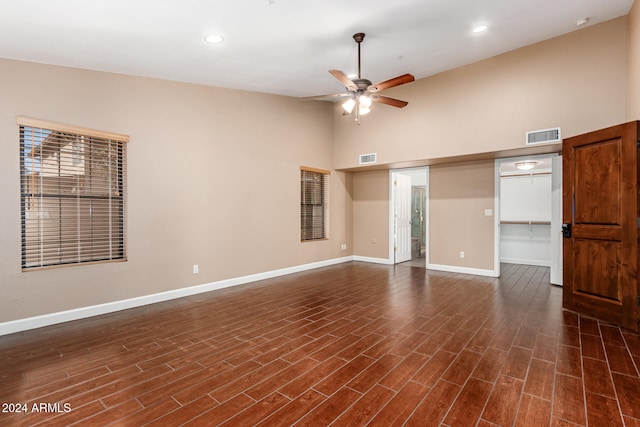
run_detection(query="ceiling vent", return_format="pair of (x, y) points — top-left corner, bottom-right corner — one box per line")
(359, 153), (377, 165)
(526, 128), (561, 145)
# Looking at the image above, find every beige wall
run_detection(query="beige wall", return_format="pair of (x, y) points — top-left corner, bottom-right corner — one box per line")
(347, 16), (633, 271)
(350, 161), (496, 270)
(429, 161), (495, 270)
(629, 0), (640, 120)
(352, 170), (389, 259)
(2, 8), (638, 326)
(333, 17), (629, 170)
(0, 58), (352, 323)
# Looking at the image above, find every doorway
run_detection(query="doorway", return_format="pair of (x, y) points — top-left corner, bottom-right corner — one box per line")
(390, 167), (429, 266)
(496, 154), (562, 284)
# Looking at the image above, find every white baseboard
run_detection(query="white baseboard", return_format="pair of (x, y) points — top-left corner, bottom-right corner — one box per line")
(352, 256), (394, 265)
(0, 256), (353, 337)
(500, 258), (550, 267)
(427, 263), (500, 278)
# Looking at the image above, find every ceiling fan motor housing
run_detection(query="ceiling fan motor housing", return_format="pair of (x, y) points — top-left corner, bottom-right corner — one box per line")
(302, 31), (413, 112)
(353, 79), (372, 91)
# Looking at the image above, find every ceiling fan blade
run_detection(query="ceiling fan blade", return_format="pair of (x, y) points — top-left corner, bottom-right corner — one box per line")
(371, 94), (409, 108)
(368, 73), (415, 93)
(329, 70), (358, 91)
(301, 93), (353, 101)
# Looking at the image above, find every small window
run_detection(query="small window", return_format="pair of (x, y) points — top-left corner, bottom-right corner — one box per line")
(300, 166), (330, 241)
(18, 117), (128, 269)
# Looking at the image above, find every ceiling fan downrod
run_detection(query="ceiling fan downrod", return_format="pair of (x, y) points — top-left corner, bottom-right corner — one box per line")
(353, 33), (365, 79)
(301, 31), (413, 124)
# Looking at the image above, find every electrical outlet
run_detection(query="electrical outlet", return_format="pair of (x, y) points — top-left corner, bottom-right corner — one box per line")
(341, 243), (347, 250)
(459, 251), (465, 259)
(192, 264), (199, 274)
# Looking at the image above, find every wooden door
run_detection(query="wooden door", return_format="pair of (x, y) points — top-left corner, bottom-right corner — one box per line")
(562, 121), (639, 330)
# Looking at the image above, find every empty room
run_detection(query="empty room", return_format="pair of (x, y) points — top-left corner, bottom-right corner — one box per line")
(1, 0), (640, 425)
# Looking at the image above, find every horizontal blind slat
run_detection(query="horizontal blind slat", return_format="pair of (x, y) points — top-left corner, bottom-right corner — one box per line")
(300, 169), (329, 241)
(20, 122), (127, 269)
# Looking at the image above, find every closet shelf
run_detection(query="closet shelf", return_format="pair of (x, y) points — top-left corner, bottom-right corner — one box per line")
(500, 220), (551, 225)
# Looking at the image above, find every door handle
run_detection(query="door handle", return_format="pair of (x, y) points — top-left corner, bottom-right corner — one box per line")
(562, 223), (572, 238)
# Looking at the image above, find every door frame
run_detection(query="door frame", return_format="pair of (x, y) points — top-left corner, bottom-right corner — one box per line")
(550, 155), (563, 285)
(495, 153), (561, 278)
(389, 167), (429, 265)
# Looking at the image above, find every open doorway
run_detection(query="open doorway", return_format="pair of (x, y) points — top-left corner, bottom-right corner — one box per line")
(496, 154), (562, 284)
(390, 167), (429, 266)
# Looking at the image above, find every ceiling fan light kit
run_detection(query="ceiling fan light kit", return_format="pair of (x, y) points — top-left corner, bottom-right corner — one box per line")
(304, 32), (415, 124)
(342, 94), (372, 115)
(342, 98), (356, 114)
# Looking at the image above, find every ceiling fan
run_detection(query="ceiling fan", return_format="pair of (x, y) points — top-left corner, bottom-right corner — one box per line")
(304, 32), (415, 123)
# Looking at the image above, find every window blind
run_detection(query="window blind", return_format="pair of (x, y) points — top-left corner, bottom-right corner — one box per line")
(300, 167), (329, 241)
(18, 118), (128, 269)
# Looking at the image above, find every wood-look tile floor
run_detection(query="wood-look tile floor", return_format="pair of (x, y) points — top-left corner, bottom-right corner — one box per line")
(1, 262), (639, 426)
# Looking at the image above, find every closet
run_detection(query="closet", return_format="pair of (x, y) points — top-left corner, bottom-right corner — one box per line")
(499, 161), (552, 266)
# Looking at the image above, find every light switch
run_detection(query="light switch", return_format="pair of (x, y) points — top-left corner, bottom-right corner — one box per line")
(484, 209), (493, 217)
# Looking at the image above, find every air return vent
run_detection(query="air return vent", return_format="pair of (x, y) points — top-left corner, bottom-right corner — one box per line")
(359, 153), (377, 165)
(526, 128), (561, 145)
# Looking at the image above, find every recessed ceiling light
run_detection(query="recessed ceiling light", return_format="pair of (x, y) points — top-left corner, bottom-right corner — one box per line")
(472, 24), (488, 34)
(204, 34), (224, 44)
(576, 18), (590, 27)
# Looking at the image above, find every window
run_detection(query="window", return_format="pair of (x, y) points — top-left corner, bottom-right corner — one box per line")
(18, 117), (128, 269)
(300, 166), (329, 241)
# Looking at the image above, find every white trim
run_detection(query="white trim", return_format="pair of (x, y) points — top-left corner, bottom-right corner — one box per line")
(425, 169), (430, 266)
(427, 263), (500, 277)
(352, 256), (394, 265)
(500, 258), (551, 267)
(493, 161), (501, 277)
(389, 167), (430, 265)
(0, 256), (353, 337)
(549, 155), (563, 286)
(495, 153), (560, 279)
(388, 171), (395, 263)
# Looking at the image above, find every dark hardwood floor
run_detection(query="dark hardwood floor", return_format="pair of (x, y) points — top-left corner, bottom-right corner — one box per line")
(1, 262), (639, 426)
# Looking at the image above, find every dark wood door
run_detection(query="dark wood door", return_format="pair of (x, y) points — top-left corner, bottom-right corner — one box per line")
(562, 121), (639, 331)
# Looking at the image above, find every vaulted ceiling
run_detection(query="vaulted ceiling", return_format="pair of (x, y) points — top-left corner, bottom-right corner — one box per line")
(0, 0), (633, 98)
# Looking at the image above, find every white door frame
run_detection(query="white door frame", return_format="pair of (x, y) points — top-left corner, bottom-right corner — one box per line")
(393, 172), (412, 264)
(389, 167), (430, 265)
(550, 155), (563, 285)
(495, 153), (562, 278)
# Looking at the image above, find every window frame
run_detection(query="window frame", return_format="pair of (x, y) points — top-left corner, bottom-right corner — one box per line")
(300, 166), (330, 242)
(18, 116), (129, 270)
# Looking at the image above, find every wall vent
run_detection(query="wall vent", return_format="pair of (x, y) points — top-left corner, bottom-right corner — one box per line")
(526, 128), (561, 145)
(359, 153), (377, 165)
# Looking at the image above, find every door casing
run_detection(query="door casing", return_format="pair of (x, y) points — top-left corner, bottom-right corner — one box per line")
(495, 153), (561, 279)
(389, 167), (429, 265)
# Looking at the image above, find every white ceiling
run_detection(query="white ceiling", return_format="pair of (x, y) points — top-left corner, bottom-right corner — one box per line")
(0, 0), (633, 98)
